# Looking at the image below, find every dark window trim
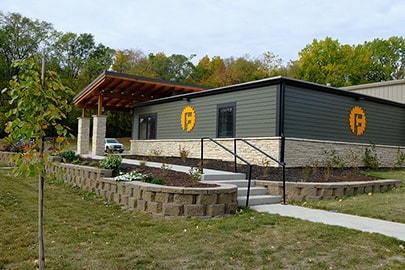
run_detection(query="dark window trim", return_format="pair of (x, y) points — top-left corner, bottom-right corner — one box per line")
(216, 102), (236, 138)
(138, 113), (157, 140)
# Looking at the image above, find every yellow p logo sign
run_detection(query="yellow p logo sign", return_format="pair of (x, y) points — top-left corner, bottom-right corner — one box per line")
(180, 106), (196, 132)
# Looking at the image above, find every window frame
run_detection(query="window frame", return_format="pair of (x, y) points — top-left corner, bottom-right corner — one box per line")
(138, 113), (157, 140)
(216, 102), (236, 138)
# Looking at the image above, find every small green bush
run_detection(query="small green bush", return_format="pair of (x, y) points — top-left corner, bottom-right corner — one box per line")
(99, 155), (122, 176)
(58, 150), (81, 163)
(363, 144), (379, 169)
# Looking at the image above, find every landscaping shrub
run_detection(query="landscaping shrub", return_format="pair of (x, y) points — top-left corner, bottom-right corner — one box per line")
(99, 155), (122, 176)
(58, 150), (81, 163)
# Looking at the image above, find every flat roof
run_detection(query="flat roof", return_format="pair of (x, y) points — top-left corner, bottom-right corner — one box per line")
(132, 76), (405, 109)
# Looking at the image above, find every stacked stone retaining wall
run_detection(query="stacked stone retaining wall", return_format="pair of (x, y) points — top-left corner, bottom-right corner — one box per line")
(0, 151), (238, 218)
(47, 162), (238, 217)
(255, 179), (401, 202)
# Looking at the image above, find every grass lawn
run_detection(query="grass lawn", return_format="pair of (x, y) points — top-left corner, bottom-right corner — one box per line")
(297, 170), (405, 224)
(1, 168), (404, 269)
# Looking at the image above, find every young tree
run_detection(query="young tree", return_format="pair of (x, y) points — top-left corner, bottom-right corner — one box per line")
(2, 54), (74, 269)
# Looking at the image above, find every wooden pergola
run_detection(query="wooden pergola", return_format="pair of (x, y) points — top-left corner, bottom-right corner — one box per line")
(73, 71), (208, 116)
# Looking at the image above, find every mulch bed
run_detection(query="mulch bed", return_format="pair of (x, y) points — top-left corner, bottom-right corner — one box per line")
(120, 163), (217, 188)
(121, 155), (380, 185)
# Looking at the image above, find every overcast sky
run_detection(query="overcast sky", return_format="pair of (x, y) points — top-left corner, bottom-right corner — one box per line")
(2, 0), (404, 64)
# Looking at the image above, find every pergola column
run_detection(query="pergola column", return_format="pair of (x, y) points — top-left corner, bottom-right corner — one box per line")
(92, 115), (107, 156)
(76, 117), (91, 154)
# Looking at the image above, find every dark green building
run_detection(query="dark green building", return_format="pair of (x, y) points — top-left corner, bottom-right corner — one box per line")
(132, 76), (405, 146)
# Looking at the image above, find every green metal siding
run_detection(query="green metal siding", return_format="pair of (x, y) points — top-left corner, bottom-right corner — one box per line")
(132, 85), (279, 139)
(284, 85), (405, 145)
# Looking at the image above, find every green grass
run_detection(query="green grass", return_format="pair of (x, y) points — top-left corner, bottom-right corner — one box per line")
(1, 168), (405, 269)
(297, 169), (405, 223)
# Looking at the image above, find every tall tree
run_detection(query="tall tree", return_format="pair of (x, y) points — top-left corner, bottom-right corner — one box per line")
(0, 12), (53, 79)
(112, 49), (155, 77)
(364, 36), (405, 81)
(2, 54), (73, 269)
(0, 12), (54, 137)
(148, 52), (196, 82)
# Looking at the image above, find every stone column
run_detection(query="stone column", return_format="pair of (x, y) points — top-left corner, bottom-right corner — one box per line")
(92, 115), (107, 156)
(77, 117), (91, 155)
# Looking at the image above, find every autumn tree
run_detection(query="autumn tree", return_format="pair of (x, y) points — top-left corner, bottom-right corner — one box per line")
(3, 54), (74, 269)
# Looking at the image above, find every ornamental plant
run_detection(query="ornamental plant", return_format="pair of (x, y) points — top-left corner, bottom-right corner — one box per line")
(2, 54), (74, 270)
(114, 171), (166, 185)
(98, 154), (122, 176)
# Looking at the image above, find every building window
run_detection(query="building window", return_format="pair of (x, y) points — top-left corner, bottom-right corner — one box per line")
(217, 102), (236, 138)
(138, 114), (157, 139)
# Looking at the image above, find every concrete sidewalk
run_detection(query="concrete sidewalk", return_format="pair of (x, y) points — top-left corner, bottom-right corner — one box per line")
(88, 154), (244, 178)
(252, 204), (405, 241)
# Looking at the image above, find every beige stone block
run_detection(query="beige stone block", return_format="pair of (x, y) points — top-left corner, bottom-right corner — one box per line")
(206, 204), (225, 216)
(127, 197), (137, 209)
(143, 191), (156, 202)
(226, 202), (238, 213)
(173, 194), (194, 204)
(197, 194), (218, 205)
(155, 192), (170, 203)
(217, 192), (237, 204)
(137, 200), (146, 211)
(147, 201), (162, 214)
(163, 203), (183, 216)
(184, 204), (205, 217)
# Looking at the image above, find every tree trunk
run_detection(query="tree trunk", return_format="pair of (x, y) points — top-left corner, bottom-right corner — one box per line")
(38, 172), (45, 269)
(38, 137), (45, 269)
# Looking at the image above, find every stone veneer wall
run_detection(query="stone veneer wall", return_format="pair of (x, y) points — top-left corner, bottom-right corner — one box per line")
(0, 152), (238, 218)
(130, 137), (282, 166)
(255, 179), (402, 202)
(130, 137), (405, 168)
(284, 138), (405, 168)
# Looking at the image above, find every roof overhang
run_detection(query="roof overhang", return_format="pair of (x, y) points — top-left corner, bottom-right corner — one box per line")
(73, 71), (208, 113)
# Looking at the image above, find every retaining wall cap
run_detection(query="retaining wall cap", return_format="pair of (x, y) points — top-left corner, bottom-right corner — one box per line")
(108, 178), (238, 193)
(255, 179), (402, 188)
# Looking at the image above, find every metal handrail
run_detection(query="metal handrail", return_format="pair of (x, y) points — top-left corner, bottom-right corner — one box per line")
(201, 137), (253, 207)
(234, 138), (286, 204)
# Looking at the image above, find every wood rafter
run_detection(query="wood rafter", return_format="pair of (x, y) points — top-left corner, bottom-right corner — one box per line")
(73, 71), (208, 113)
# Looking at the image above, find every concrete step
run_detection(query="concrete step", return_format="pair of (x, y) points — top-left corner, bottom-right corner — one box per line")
(238, 186), (268, 196)
(214, 179), (254, 187)
(201, 172), (246, 181)
(238, 195), (282, 207)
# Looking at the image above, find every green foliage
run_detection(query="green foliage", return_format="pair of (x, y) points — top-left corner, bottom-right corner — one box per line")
(98, 155), (122, 176)
(2, 171), (405, 269)
(58, 150), (81, 163)
(295, 36), (405, 86)
(2, 55), (74, 177)
(323, 149), (347, 169)
(395, 147), (405, 168)
(363, 144), (379, 169)
(189, 166), (202, 182)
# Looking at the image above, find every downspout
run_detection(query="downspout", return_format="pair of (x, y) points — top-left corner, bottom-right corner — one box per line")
(279, 80), (286, 204)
